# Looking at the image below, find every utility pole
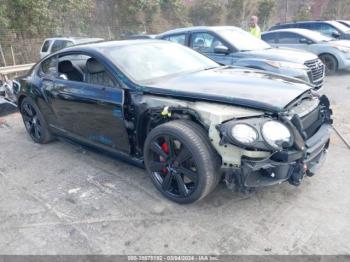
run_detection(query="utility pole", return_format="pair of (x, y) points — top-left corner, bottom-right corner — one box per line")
(285, 0), (289, 22)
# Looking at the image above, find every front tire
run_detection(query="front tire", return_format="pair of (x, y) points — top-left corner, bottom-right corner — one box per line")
(144, 120), (221, 204)
(20, 97), (54, 144)
(319, 54), (338, 74)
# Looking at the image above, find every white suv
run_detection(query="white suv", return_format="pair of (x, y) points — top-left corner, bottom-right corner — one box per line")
(40, 37), (104, 59)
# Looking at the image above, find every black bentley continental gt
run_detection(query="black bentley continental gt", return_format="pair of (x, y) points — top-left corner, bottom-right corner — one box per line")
(13, 40), (332, 203)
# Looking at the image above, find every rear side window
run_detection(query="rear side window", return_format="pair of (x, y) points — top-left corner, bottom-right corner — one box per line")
(298, 23), (314, 30)
(51, 40), (74, 53)
(262, 33), (276, 43)
(163, 34), (186, 45)
(41, 40), (51, 52)
(277, 32), (302, 44)
(315, 23), (340, 37)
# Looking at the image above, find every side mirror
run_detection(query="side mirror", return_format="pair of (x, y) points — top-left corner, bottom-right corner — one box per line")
(299, 38), (312, 44)
(332, 32), (340, 38)
(214, 45), (230, 54)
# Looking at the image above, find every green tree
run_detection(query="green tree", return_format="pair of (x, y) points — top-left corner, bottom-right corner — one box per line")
(159, 0), (190, 28)
(98, 0), (190, 37)
(257, 0), (275, 30)
(294, 3), (311, 21)
(4, 0), (94, 37)
(189, 0), (225, 26)
(226, 0), (259, 28)
(5, 0), (52, 37)
(321, 0), (350, 19)
(48, 0), (94, 35)
(0, 1), (8, 30)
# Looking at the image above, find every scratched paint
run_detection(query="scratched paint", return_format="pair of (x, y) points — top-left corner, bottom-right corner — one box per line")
(112, 108), (122, 118)
(88, 134), (115, 147)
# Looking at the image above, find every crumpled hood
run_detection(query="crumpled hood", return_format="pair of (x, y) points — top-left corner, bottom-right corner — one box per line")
(243, 47), (317, 63)
(144, 67), (312, 112)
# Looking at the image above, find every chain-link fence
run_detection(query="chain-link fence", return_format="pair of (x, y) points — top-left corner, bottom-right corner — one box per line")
(0, 0), (348, 67)
(0, 19), (193, 67)
(0, 25), (144, 66)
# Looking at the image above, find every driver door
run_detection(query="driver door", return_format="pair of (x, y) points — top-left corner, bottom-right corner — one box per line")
(275, 32), (312, 52)
(43, 53), (130, 153)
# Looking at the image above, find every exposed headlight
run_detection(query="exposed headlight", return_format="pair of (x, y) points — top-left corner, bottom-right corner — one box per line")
(262, 121), (292, 149)
(333, 45), (350, 53)
(231, 124), (258, 145)
(266, 60), (308, 70)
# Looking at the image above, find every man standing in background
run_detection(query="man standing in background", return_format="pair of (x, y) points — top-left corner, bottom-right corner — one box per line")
(249, 15), (261, 38)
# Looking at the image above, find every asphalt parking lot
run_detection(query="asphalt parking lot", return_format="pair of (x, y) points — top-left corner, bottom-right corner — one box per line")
(0, 74), (350, 255)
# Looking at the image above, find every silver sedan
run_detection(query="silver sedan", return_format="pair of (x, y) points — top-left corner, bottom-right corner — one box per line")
(262, 28), (350, 74)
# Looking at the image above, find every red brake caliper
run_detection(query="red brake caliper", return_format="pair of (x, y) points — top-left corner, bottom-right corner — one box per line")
(160, 142), (169, 174)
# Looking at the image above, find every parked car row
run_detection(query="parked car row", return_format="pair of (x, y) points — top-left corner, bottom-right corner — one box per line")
(262, 28), (350, 74)
(157, 26), (325, 89)
(40, 37), (104, 58)
(40, 20), (350, 88)
(264, 20), (350, 74)
(269, 20), (350, 39)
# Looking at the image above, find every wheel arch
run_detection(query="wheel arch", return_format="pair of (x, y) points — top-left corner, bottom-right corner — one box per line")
(137, 107), (208, 154)
(319, 52), (339, 70)
(17, 94), (27, 108)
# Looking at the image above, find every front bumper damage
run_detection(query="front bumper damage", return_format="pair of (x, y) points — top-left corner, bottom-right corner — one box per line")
(220, 95), (333, 190)
(239, 124), (331, 188)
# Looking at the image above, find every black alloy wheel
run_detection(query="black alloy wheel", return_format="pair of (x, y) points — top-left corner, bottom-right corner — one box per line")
(148, 134), (198, 198)
(144, 120), (220, 204)
(20, 97), (54, 144)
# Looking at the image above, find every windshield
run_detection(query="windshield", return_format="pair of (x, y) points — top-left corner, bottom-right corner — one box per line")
(301, 30), (333, 42)
(101, 42), (218, 83)
(329, 21), (350, 33)
(218, 28), (271, 51)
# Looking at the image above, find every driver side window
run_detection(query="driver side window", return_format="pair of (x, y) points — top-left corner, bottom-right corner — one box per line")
(190, 32), (223, 53)
(315, 23), (339, 37)
(56, 54), (117, 87)
(277, 32), (302, 44)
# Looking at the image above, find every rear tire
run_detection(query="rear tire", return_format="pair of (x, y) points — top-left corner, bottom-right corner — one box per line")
(319, 54), (338, 75)
(144, 120), (221, 204)
(20, 97), (54, 144)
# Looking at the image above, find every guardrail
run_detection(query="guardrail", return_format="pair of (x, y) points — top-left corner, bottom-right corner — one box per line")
(0, 63), (35, 76)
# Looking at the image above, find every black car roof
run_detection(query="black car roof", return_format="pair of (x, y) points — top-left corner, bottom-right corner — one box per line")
(75, 39), (165, 48)
(38, 39), (171, 63)
(58, 39), (168, 53)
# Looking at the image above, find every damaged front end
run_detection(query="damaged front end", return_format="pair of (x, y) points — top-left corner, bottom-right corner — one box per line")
(217, 94), (333, 190)
(138, 90), (332, 192)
